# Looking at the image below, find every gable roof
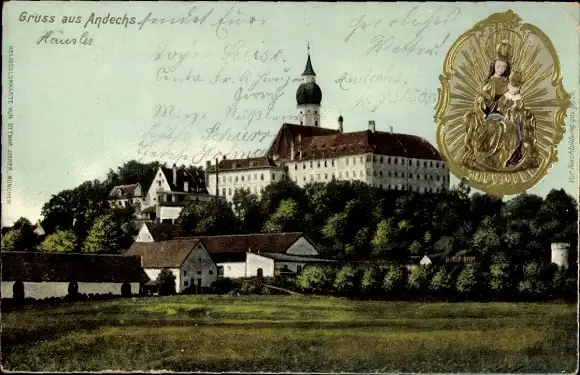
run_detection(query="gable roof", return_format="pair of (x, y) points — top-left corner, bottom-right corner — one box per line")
(160, 166), (207, 193)
(206, 156), (280, 173)
(296, 130), (443, 161)
(109, 183), (142, 199)
(267, 123), (341, 160)
(1, 252), (149, 283)
(176, 232), (305, 254)
(126, 239), (202, 268)
(144, 222), (175, 242)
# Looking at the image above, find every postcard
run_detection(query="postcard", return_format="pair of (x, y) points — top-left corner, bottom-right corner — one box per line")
(2, 1), (579, 373)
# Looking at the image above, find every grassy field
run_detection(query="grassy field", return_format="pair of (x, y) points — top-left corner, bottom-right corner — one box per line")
(2, 295), (577, 373)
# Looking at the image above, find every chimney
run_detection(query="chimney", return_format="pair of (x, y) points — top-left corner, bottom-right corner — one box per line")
(338, 115), (344, 133)
(184, 181), (189, 192)
(299, 149), (303, 159)
(290, 139), (295, 160)
(390, 126), (394, 133)
(368, 120), (376, 132)
(205, 160), (211, 169)
(172, 164), (177, 185)
(222, 155), (226, 160)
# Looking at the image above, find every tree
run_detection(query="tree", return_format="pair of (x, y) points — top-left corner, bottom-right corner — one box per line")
(472, 216), (502, 260)
(456, 265), (480, 299)
(263, 199), (302, 233)
(175, 201), (237, 236)
(232, 188), (263, 233)
(104, 160), (162, 190)
(157, 269), (176, 296)
(333, 265), (361, 295)
(429, 266), (455, 298)
(407, 265), (430, 296)
(371, 219), (395, 258)
(361, 266), (383, 296)
(295, 265), (336, 293)
(488, 262), (512, 298)
(260, 179), (308, 219)
(433, 236), (455, 257)
(0, 218), (39, 251)
(517, 262), (552, 299)
(83, 213), (129, 254)
(40, 230), (76, 253)
(383, 265), (407, 297)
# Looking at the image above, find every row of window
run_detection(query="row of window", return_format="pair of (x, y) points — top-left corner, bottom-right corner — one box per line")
(221, 186), (265, 196)
(218, 172), (286, 184)
(184, 269), (213, 277)
(292, 156), (446, 170)
(296, 171), (448, 181)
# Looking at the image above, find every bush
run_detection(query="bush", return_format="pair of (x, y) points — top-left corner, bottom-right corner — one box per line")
(383, 265), (407, 298)
(407, 265), (430, 297)
(429, 266), (455, 299)
(295, 265), (336, 293)
(488, 262), (513, 299)
(517, 262), (552, 300)
(456, 265), (480, 299)
(156, 269), (176, 296)
(210, 278), (242, 294)
(360, 267), (383, 296)
(333, 265), (361, 296)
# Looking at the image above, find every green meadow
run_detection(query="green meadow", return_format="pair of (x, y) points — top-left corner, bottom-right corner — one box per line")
(2, 295), (577, 373)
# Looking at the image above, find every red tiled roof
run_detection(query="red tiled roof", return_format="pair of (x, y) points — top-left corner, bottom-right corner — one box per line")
(177, 232), (305, 254)
(144, 222), (175, 242)
(267, 123), (340, 160)
(1, 252), (149, 283)
(126, 239), (201, 268)
(207, 156), (280, 172)
(296, 130), (443, 161)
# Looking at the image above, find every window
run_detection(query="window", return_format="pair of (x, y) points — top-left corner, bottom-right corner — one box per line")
(332, 172), (336, 179)
(272, 173), (276, 180)
(409, 173), (413, 179)
(297, 265), (303, 272)
(241, 175), (244, 182)
(394, 158), (398, 165)
(346, 158), (350, 166)
(379, 170), (383, 176)
(303, 176), (307, 182)
(424, 161), (428, 167)
(380, 156), (384, 163)
(388, 157), (391, 164)
(317, 161), (321, 168)
(229, 176), (232, 182)
(425, 174), (428, 180)
(324, 160), (328, 167)
(394, 172), (398, 177)
(184, 281), (189, 286)
(437, 175), (440, 181)
(430, 161), (433, 167)
(345, 171), (349, 178)
(373, 155), (377, 162)
(353, 158), (356, 165)
(373, 170), (377, 177)
(228, 188), (232, 195)
(401, 173), (405, 178)
(332, 159), (335, 166)
(235, 176), (239, 182)
(295, 164), (298, 170)
(310, 161), (313, 168)
(367, 155), (372, 162)
(360, 157), (364, 163)
(324, 173), (328, 179)
(310, 175), (314, 181)
(158, 181), (162, 186)
(209, 270), (214, 275)
(184, 270), (187, 276)
(260, 173), (264, 180)
(197, 270), (202, 275)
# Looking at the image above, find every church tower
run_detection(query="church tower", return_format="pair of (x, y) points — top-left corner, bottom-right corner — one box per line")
(295, 44), (322, 127)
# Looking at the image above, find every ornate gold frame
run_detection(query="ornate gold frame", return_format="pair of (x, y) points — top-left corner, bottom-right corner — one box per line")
(434, 10), (572, 197)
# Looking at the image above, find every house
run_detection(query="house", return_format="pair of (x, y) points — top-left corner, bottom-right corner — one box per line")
(181, 232), (324, 278)
(142, 165), (219, 223)
(1, 252), (150, 300)
(126, 238), (217, 292)
(108, 183), (144, 209)
(205, 50), (450, 202)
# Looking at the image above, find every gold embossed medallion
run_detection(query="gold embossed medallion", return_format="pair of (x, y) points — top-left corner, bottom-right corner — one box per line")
(434, 10), (572, 196)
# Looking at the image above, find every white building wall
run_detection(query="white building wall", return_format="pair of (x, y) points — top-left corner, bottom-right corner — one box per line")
(286, 237), (319, 256)
(135, 224), (154, 243)
(218, 262), (247, 278)
(159, 206), (183, 223)
(145, 168), (172, 207)
(246, 253), (275, 277)
(207, 166), (286, 202)
(551, 242), (570, 269)
(179, 244), (218, 290)
(1, 281), (140, 299)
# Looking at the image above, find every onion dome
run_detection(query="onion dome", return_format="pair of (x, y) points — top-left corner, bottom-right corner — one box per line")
(296, 54), (322, 105)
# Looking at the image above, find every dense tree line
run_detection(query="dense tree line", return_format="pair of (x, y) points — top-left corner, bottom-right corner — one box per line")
(3, 160), (578, 274)
(293, 261), (576, 302)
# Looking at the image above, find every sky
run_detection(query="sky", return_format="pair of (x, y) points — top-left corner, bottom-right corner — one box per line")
(2, 1), (579, 226)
